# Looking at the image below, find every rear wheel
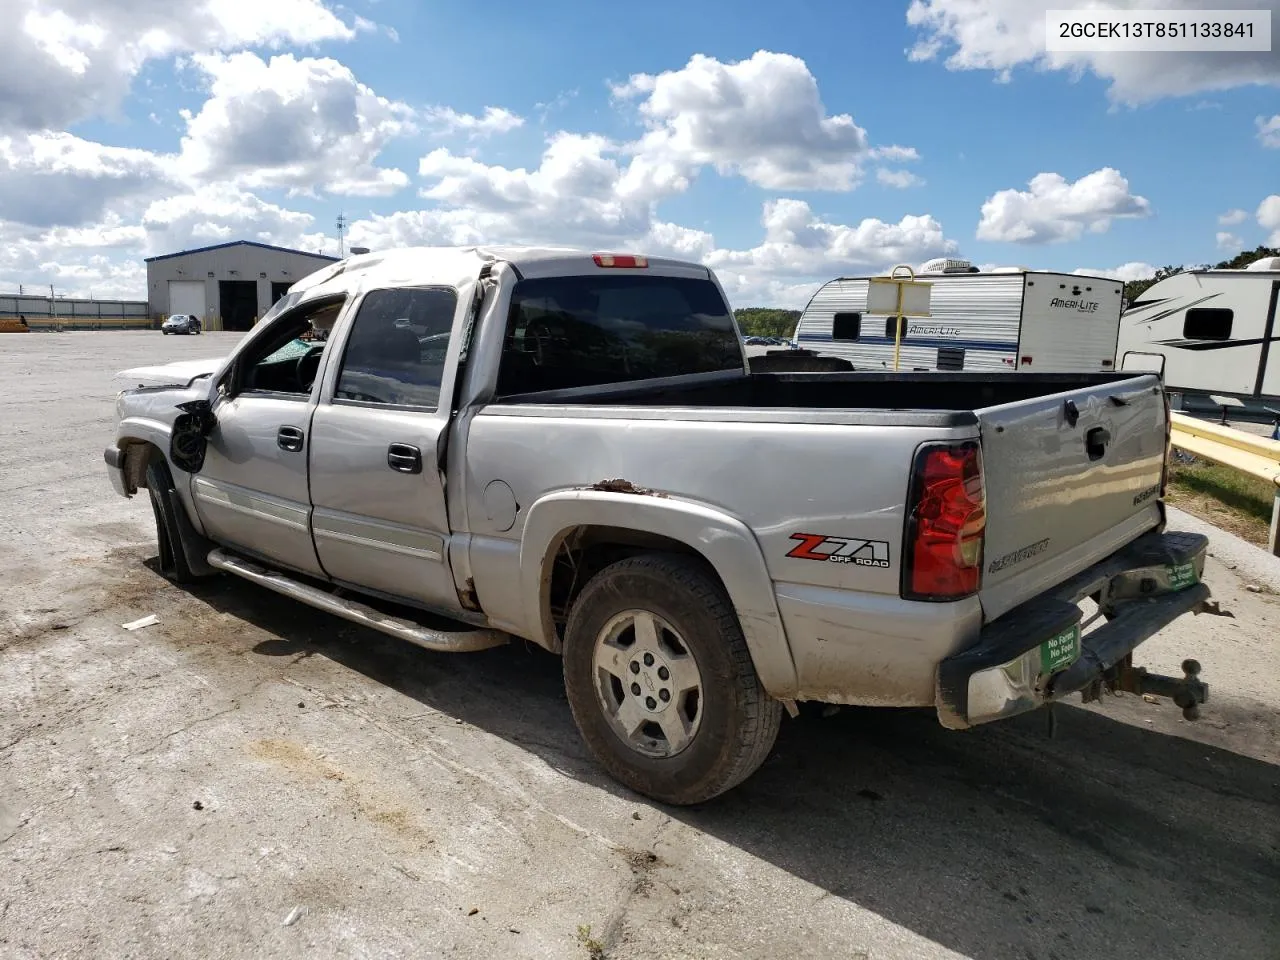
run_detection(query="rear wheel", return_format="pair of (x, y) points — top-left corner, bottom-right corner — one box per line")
(145, 458), (200, 584)
(562, 553), (782, 805)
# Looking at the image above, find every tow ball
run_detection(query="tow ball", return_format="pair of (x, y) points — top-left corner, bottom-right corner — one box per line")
(1081, 656), (1209, 721)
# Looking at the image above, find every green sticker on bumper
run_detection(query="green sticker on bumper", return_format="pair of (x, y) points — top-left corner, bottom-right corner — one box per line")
(1168, 562), (1199, 590)
(1040, 625), (1081, 674)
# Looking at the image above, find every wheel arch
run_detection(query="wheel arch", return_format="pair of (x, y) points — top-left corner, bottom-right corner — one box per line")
(518, 490), (799, 698)
(112, 427), (207, 538)
(111, 435), (166, 496)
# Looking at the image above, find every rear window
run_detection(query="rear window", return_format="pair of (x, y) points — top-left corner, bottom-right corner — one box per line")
(496, 275), (741, 395)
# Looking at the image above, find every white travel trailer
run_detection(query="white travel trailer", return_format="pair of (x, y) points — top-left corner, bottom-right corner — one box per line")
(1115, 257), (1280, 411)
(790, 259), (1126, 373)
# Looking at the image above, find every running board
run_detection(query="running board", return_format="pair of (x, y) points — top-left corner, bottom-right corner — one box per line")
(206, 549), (509, 653)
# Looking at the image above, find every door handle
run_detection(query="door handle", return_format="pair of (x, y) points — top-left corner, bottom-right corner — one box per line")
(277, 425), (305, 452)
(387, 442), (423, 474)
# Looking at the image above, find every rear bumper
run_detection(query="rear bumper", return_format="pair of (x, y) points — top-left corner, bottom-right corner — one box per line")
(936, 529), (1211, 730)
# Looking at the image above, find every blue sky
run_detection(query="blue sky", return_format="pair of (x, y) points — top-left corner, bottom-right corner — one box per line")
(1, 0), (1277, 305)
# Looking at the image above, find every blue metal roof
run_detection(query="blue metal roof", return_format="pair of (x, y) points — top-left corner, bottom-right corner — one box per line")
(144, 240), (341, 264)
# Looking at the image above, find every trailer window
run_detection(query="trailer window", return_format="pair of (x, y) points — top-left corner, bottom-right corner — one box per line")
(832, 312), (861, 341)
(1183, 308), (1233, 341)
(884, 316), (905, 340)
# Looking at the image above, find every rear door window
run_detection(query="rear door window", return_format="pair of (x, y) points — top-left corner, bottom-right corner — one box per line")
(496, 275), (741, 395)
(335, 287), (456, 409)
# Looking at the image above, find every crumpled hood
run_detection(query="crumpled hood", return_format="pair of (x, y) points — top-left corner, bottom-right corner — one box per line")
(114, 357), (226, 389)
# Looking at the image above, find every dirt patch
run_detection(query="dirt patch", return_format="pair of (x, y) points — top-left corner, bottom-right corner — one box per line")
(247, 738), (431, 843)
(248, 737), (346, 781)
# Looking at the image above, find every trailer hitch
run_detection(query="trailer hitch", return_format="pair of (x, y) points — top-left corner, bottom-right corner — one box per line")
(1080, 656), (1209, 720)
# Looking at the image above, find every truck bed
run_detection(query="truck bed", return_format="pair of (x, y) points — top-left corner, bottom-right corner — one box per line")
(478, 368), (1170, 629)
(496, 369), (1148, 414)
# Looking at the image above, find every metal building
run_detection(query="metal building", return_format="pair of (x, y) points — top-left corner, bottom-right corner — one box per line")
(145, 241), (339, 331)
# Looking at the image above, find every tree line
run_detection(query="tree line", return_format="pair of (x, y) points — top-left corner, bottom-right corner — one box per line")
(1123, 244), (1279, 302)
(734, 307), (802, 338)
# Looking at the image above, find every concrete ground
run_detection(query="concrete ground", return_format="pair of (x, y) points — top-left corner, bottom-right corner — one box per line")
(2, 331), (1278, 960)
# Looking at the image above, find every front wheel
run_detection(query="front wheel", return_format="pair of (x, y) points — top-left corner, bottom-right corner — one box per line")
(562, 553), (782, 805)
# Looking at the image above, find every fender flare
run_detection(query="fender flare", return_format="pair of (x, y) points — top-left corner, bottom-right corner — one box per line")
(518, 489), (799, 698)
(116, 417), (173, 461)
(114, 419), (206, 535)
(111, 420), (170, 494)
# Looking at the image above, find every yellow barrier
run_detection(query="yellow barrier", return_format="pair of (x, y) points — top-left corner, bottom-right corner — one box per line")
(1169, 412), (1280, 556)
(0, 317), (154, 331)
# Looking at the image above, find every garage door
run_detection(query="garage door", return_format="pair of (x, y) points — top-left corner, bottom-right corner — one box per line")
(168, 280), (206, 320)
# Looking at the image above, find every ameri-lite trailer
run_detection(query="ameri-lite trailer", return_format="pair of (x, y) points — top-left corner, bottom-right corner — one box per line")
(791, 259), (1125, 374)
(1116, 256), (1280, 417)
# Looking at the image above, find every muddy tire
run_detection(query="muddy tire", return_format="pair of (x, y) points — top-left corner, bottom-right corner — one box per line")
(562, 553), (782, 805)
(146, 458), (200, 584)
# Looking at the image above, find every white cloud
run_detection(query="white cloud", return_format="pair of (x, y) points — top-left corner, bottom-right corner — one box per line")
(977, 168), (1151, 244)
(0, 0), (367, 132)
(412, 133), (658, 245)
(612, 51), (872, 191)
(424, 106), (525, 138)
(1217, 231), (1244, 250)
(1218, 208), (1249, 226)
(1258, 115), (1280, 148)
(1073, 262), (1157, 283)
(869, 145), (921, 162)
(877, 168), (925, 188)
(906, 0), (1280, 105)
(0, 212), (150, 298)
(707, 199), (959, 295)
(140, 183), (326, 256)
(1258, 195), (1280, 246)
(643, 220), (717, 261)
(178, 53), (413, 197)
(0, 44), (974, 307)
(0, 131), (175, 227)
(395, 120), (958, 308)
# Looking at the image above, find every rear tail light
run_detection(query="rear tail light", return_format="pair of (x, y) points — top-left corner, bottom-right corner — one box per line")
(592, 254), (648, 268)
(902, 441), (986, 601)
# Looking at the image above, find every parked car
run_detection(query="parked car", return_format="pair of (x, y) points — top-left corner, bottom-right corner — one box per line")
(161, 314), (202, 335)
(104, 246), (1213, 805)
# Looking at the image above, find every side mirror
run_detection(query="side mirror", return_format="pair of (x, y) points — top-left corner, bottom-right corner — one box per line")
(169, 400), (217, 474)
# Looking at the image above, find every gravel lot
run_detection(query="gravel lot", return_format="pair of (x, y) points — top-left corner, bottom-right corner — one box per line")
(2, 331), (1278, 960)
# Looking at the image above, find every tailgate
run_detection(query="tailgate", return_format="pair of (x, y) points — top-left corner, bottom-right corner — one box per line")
(976, 374), (1168, 621)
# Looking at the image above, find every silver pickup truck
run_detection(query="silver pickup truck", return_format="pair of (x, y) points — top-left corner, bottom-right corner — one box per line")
(105, 246), (1213, 805)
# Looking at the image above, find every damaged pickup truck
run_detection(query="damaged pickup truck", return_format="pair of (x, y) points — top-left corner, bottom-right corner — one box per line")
(105, 246), (1214, 804)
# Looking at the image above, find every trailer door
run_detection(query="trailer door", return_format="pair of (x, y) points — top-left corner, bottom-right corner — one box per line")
(1016, 273), (1124, 372)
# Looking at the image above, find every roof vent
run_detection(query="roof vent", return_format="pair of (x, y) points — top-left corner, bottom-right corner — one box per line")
(919, 257), (973, 274)
(1244, 256), (1280, 271)
(349, 246), (371, 256)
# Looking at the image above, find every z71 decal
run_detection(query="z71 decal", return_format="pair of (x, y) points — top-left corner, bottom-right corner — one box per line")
(786, 533), (891, 568)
